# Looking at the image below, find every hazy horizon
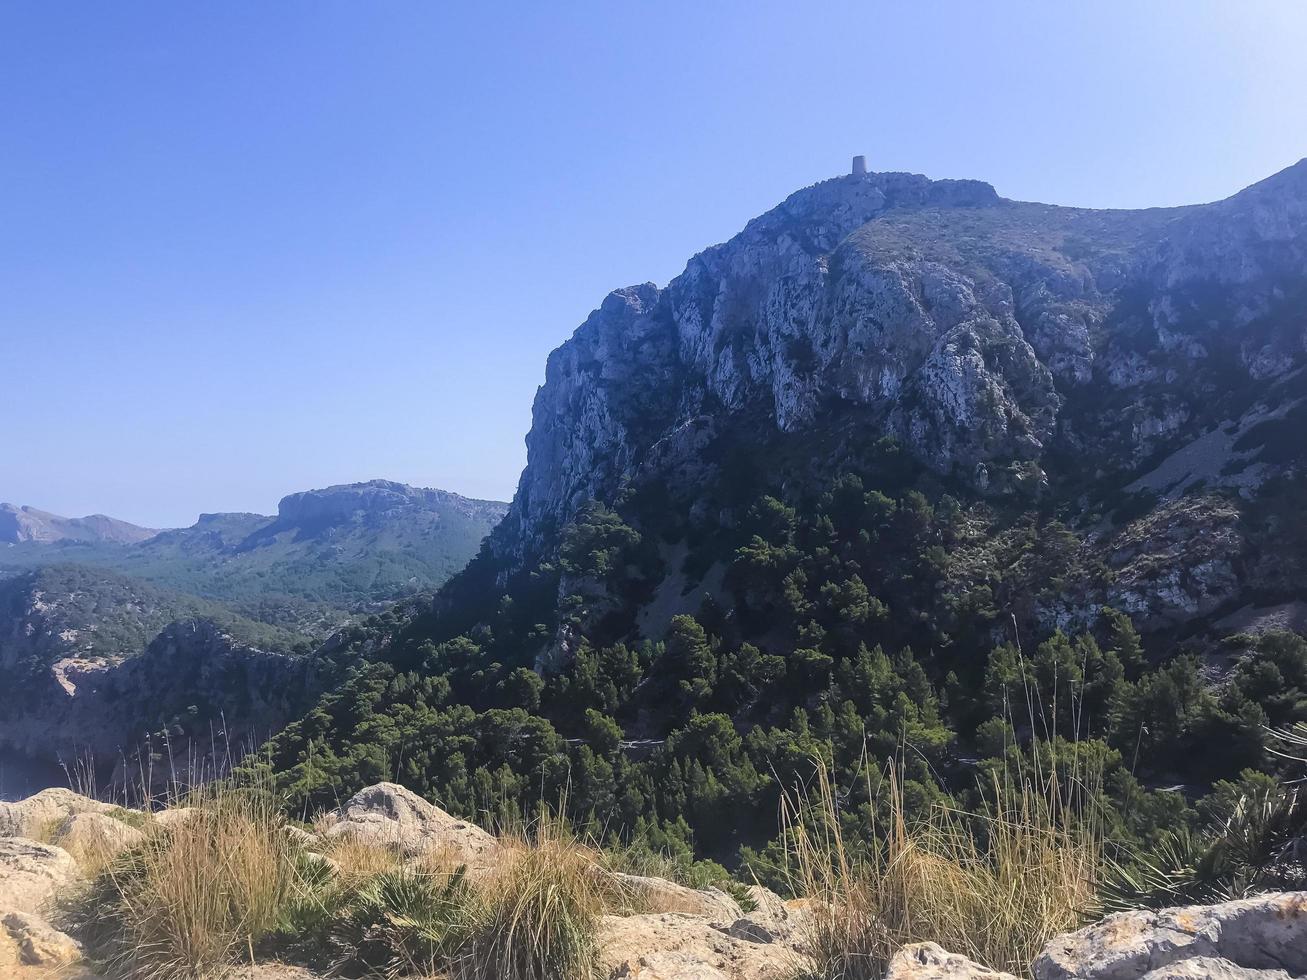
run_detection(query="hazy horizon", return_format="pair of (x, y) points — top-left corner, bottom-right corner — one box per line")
(4, 1), (1307, 527)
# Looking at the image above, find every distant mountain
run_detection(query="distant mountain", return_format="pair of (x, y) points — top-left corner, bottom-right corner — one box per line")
(0, 503), (158, 545)
(0, 564), (307, 671)
(0, 481), (506, 773)
(0, 480), (509, 618)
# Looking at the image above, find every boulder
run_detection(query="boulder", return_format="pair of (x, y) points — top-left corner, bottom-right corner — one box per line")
(1, 909), (83, 967)
(613, 872), (741, 919)
(1033, 892), (1307, 980)
(0, 839), (80, 914)
(599, 911), (804, 980)
(317, 782), (498, 865)
(0, 789), (114, 838)
(54, 812), (145, 868)
(885, 942), (1021, 979)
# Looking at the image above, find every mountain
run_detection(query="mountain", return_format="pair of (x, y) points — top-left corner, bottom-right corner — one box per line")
(0, 503), (158, 545)
(251, 160), (1307, 875)
(0, 480), (509, 621)
(0, 481), (505, 774)
(495, 161), (1307, 570)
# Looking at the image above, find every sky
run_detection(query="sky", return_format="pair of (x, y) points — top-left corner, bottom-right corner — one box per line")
(2, 2), (1306, 528)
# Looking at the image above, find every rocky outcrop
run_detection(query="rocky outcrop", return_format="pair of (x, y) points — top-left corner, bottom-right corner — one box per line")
(1033, 892), (1307, 980)
(318, 781), (499, 865)
(0, 839), (79, 914)
(1, 910), (83, 968)
(0, 788), (116, 840)
(599, 911), (803, 980)
(885, 942), (1020, 980)
(494, 160), (1307, 571)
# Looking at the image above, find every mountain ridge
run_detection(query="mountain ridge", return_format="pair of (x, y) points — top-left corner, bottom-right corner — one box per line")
(492, 159), (1307, 570)
(0, 503), (159, 546)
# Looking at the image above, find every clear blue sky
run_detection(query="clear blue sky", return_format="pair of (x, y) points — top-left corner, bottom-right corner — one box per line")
(3, 2), (1305, 528)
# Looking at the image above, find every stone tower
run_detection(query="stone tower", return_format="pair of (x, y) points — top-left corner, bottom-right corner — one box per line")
(851, 155), (867, 176)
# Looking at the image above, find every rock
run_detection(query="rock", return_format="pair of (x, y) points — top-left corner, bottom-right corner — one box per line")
(1, 909), (82, 966)
(1033, 891), (1307, 980)
(724, 886), (811, 945)
(613, 872), (741, 919)
(152, 806), (197, 828)
(0, 839), (80, 914)
(884, 942), (1020, 979)
(1138, 959), (1292, 979)
(599, 912), (805, 980)
(317, 782), (498, 865)
(54, 812), (145, 867)
(0, 789), (114, 839)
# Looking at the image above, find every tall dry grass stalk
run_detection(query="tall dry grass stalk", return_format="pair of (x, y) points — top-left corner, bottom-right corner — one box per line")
(93, 780), (301, 980)
(461, 810), (612, 980)
(784, 762), (1101, 979)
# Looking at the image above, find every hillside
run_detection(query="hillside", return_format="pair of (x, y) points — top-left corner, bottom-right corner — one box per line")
(0, 481), (505, 773)
(253, 161), (1307, 887)
(0, 481), (508, 623)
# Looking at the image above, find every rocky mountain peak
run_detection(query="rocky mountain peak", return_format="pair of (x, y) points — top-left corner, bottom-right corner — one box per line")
(271, 480), (507, 533)
(495, 162), (1307, 564)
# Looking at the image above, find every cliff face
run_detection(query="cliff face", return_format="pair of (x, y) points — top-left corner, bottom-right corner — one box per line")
(495, 162), (1307, 567)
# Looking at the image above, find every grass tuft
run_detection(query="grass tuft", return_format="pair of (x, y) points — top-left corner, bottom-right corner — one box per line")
(75, 781), (300, 980)
(462, 813), (610, 980)
(785, 762), (1099, 979)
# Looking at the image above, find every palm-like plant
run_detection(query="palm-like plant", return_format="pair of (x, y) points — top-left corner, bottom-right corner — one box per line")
(1103, 724), (1307, 911)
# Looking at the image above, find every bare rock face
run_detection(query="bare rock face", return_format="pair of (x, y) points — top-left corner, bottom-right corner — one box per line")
(318, 782), (498, 865)
(1033, 892), (1307, 980)
(885, 942), (1021, 980)
(0, 839), (79, 914)
(599, 911), (804, 980)
(1, 909), (83, 967)
(0, 789), (114, 839)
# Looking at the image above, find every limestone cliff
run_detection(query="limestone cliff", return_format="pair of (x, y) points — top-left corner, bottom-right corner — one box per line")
(494, 162), (1307, 571)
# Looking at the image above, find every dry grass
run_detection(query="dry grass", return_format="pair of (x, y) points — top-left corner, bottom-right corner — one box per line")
(785, 763), (1100, 979)
(320, 833), (405, 880)
(90, 783), (301, 980)
(75, 788), (618, 980)
(55, 822), (123, 878)
(460, 813), (613, 980)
